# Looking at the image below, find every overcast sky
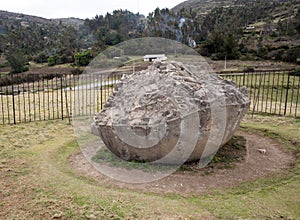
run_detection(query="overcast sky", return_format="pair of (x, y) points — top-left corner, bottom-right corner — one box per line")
(1, 0), (184, 19)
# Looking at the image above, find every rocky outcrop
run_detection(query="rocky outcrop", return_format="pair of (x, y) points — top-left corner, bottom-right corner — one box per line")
(92, 61), (250, 164)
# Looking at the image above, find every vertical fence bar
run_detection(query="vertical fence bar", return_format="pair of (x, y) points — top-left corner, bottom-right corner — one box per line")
(86, 74), (88, 116)
(51, 77), (54, 119)
(60, 76), (64, 120)
(249, 72), (254, 107)
(100, 73), (103, 110)
(252, 72), (263, 116)
(264, 71), (271, 114)
(47, 78), (50, 120)
(38, 78), (41, 121)
(284, 73), (290, 116)
(17, 79), (20, 123)
(295, 76), (300, 118)
(96, 75), (99, 113)
(274, 71), (280, 115)
(27, 75), (31, 122)
(42, 76), (45, 121)
(279, 72), (285, 115)
(64, 76), (71, 124)
(253, 73), (258, 112)
(270, 70), (275, 114)
(89, 73), (92, 116)
(78, 74), (81, 116)
(55, 76), (59, 119)
(243, 72), (246, 86)
(82, 75), (84, 116)
(73, 75), (76, 119)
(6, 77), (10, 123)
(33, 77), (36, 121)
(289, 74), (295, 116)
(11, 74), (16, 124)
(69, 75), (73, 120)
(261, 71), (266, 113)
(1, 87), (4, 124)
(22, 81), (26, 123)
(257, 72), (263, 112)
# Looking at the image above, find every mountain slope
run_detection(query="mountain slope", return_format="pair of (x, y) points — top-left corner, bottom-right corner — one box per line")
(0, 10), (84, 30)
(172, 0), (235, 18)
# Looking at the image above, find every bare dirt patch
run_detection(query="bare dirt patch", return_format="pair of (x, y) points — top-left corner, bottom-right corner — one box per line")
(70, 130), (294, 195)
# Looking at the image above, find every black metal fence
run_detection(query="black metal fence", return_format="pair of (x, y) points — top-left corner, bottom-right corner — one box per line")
(219, 69), (299, 118)
(0, 72), (118, 125)
(0, 69), (299, 125)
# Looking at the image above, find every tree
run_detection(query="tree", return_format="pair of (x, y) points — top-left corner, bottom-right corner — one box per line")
(7, 50), (28, 74)
(47, 55), (57, 66)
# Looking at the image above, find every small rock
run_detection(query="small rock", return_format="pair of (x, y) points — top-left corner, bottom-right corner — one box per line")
(258, 149), (267, 154)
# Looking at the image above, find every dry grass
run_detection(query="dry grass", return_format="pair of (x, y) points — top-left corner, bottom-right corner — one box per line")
(0, 114), (299, 219)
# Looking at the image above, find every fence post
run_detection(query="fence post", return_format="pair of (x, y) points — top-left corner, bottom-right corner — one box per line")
(243, 71), (246, 86)
(252, 72), (263, 118)
(11, 74), (16, 124)
(61, 76), (64, 120)
(284, 73), (290, 116)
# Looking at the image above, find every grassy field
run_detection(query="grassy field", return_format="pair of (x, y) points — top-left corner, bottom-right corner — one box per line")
(0, 114), (299, 219)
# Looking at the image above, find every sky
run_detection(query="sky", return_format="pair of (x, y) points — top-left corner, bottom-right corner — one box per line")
(1, 0), (185, 19)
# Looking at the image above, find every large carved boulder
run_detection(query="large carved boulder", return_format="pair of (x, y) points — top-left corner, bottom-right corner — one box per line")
(92, 61), (250, 164)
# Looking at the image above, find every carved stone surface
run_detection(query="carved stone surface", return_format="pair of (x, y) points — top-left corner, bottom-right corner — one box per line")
(92, 61), (250, 164)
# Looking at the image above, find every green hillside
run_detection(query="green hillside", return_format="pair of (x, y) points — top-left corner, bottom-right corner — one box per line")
(0, 0), (299, 74)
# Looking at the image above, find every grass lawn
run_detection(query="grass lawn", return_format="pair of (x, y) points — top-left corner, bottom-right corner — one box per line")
(0, 114), (299, 219)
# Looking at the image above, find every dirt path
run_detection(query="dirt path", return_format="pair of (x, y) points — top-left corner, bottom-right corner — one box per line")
(70, 130), (294, 195)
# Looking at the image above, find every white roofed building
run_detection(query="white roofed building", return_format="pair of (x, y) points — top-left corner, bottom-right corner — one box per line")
(143, 54), (167, 62)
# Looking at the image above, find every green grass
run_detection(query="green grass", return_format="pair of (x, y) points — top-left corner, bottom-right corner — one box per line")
(92, 147), (176, 172)
(0, 115), (299, 219)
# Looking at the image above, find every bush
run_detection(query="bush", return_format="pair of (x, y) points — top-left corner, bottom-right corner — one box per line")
(74, 50), (93, 66)
(282, 46), (300, 63)
(267, 49), (285, 61)
(48, 56), (57, 66)
(33, 52), (48, 63)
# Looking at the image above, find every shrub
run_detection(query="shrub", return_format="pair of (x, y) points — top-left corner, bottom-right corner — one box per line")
(33, 52), (48, 63)
(48, 56), (57, 66)
(74, 50), (93, 66)
(282, 46), (300, 63)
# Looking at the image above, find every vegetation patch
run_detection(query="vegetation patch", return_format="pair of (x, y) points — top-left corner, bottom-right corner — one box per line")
(91, 147), (177, 172)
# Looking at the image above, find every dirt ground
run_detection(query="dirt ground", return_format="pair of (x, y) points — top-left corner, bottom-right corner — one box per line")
(70, 130), (294, 195)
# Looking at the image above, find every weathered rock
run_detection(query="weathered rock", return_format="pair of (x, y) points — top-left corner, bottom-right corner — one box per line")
(92, 61), (250, 164)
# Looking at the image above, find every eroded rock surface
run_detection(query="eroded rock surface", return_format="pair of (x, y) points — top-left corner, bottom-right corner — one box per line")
(92, 61), (250, 164)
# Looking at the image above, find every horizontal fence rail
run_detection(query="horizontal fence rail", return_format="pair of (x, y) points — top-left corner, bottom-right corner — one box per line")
(0, 69), (299, 125)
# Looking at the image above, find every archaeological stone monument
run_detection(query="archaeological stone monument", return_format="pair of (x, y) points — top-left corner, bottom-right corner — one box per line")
(92, 61), (250, 164)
